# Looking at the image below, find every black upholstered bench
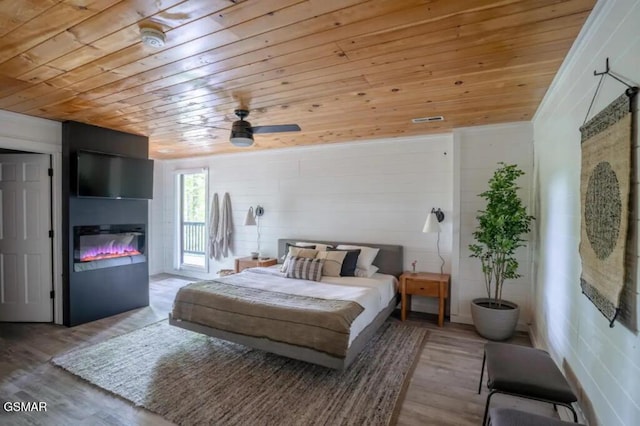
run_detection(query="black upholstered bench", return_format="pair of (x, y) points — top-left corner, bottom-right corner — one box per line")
(489, 408), (583, 426)
(478, 342), (578, 425)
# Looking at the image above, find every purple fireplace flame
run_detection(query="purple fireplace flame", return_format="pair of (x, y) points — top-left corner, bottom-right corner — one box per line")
(79, 233), (142, 262)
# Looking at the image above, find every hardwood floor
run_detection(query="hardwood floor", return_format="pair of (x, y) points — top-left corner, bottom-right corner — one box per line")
(1, 274), (551, 425)
(396, 317), (555, 425)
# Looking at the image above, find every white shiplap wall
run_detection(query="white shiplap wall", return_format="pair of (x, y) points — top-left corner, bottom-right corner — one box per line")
(0, 109), (61, 150)
(152, 134), (453, 314)
(451, 122), (534, 328)
(532, 0), (640, 425)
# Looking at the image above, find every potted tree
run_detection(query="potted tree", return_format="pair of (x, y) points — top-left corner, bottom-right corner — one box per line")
(469, 162), (534, 340)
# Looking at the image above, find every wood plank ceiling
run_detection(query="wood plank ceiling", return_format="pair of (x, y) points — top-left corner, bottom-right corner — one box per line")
(0, 0), (596, 159)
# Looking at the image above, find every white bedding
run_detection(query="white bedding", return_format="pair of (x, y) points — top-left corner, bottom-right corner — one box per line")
(234, 265), (398, 344)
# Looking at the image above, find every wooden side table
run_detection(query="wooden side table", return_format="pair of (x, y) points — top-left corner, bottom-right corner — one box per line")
(399, 271), (451, 326)
(234, 256), (277, 273)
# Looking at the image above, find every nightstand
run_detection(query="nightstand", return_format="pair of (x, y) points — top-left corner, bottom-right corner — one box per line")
(399, 271), (451, 326)
(234, 256), (277, 273)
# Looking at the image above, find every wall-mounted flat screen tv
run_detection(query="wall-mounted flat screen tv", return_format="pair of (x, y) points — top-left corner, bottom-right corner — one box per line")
(77, 150), (154, 200)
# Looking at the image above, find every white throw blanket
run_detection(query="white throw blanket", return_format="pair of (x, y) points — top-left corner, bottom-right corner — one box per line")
(208, 193), (219, 259)
(216, 192), (233, 258)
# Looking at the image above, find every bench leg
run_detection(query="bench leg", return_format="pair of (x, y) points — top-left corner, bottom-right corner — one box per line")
(562, 403), (578, 423)
(554, 402), (578, 422)
(482, 389), (497, 426)
(478, 350), (486, 395)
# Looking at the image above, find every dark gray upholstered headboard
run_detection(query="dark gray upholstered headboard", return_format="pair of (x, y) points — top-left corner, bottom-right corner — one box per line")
(278, 239), (404, 277)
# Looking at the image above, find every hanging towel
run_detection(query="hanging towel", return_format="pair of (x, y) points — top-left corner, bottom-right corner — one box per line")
(209, 193), (219, 259)
(217, 192), (233, 258)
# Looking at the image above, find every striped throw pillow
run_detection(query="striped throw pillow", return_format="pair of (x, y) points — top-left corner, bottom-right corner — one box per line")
(285, 256), (324, 281)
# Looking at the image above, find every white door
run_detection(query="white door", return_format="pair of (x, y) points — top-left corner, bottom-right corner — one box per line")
(0, 154), (53, 322)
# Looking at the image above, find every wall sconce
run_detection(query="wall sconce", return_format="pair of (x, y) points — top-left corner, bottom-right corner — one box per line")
(422, 208), (444, 232)
(244, 205), (264, 258)
(422, 208), (445, 274)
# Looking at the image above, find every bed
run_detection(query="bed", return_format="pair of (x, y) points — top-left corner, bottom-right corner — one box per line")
(169, 239), (403, 370)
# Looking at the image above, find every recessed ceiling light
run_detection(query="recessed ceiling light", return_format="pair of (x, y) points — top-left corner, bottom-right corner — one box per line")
(140, 27), (166, 48)
(412, 116), (444, 123)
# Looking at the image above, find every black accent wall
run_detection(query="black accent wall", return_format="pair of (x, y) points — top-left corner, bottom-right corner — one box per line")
(62, 121), (150, 326)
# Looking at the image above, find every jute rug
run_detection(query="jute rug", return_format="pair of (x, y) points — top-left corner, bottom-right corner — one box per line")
(51, 319), (427, 425)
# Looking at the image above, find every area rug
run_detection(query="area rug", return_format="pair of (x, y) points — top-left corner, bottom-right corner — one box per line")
(51, 319), (427, 425)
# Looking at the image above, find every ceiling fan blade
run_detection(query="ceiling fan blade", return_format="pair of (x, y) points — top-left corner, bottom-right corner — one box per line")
(176, 122), (230, 130)
(251, 124), (301, 134)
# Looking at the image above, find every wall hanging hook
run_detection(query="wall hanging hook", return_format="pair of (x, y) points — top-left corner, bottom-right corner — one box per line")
(584, 58), (639, 124)
(593, 57), (634, 90)
(593, 57), (610, 77)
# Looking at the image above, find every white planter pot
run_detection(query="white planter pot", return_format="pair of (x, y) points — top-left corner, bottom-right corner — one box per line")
(470, 298), (520, 341)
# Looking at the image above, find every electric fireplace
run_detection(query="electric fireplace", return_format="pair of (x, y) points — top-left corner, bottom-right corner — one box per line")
(73, 224), (146, 272)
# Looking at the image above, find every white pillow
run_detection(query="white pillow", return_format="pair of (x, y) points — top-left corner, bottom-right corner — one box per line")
(296, 242), (333, 252)
(336, 244), (379, 270)
(355, 265), (379, 278)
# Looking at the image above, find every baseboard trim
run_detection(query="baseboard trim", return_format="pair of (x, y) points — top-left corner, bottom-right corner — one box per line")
(452, 314), (529, 332)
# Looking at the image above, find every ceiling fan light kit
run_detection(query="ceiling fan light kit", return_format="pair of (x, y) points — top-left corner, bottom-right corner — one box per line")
(230, 125), (254, 147)
(230, 109), (254, 147)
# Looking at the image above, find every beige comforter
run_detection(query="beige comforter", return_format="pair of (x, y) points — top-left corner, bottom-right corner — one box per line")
(171, 274), (365, 357)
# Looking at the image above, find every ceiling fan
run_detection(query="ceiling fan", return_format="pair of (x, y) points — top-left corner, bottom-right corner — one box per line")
(179, 109), (301, 147)
(230, 109), (301, 147)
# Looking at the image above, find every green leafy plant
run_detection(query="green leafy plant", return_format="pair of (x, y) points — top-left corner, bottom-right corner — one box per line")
(469, 162), (534, 307)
